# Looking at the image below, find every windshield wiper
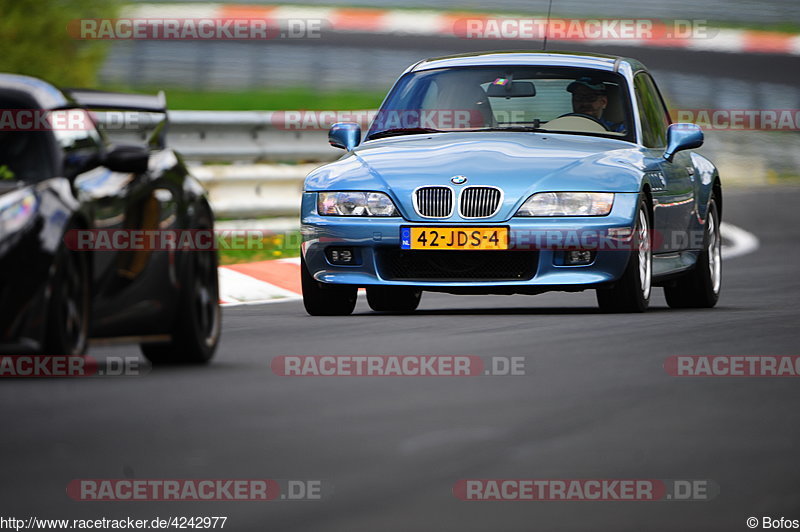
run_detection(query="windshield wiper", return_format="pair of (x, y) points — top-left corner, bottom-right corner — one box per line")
(367, 127), (441, 140)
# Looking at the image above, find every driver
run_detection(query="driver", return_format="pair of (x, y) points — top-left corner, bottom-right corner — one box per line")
(566, 77), (626, 133)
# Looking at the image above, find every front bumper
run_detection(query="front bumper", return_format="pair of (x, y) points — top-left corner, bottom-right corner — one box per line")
(301, 192), (640, 293)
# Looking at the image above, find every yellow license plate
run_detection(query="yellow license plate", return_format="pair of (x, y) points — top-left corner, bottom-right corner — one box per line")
(401, 227), (509, 250)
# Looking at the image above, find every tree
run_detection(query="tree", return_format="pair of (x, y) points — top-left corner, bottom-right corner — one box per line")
(0, 0), (120, 86)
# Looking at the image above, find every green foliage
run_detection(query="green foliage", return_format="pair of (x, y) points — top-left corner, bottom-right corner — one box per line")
(132, 87), (389, 111)
(0, 0), (120, 86)
(0, 164), (16, 180)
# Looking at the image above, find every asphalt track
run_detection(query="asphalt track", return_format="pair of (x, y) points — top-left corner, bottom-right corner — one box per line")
(2, 184), (798, 531)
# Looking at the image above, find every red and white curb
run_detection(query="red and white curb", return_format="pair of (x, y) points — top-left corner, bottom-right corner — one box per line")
(219, 257), (302, 306)
(217, 223), (758, 307)
(124, 4), (800, 56)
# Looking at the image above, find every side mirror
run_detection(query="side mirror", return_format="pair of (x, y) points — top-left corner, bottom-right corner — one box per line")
(663, 123), (703, 162)
(103, 144), (150, 174)
(329, 122), (361, 151)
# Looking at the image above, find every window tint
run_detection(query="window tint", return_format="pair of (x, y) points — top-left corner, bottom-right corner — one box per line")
(50, 109), (103, 178)
(634, 73), (671, 148)
(0, 130), (53, 181)
(368, 66), (634, 140)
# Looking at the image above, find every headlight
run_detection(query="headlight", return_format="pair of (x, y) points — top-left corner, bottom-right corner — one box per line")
(515, 192), (614, 217)
(317, 192), (398, 216)
(0, 188), (38, 234)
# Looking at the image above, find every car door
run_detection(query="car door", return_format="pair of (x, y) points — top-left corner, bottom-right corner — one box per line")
(53, 110), (169, 337)
(634, 72), (694, 253)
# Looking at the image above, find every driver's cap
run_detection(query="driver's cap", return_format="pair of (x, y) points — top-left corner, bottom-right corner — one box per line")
(567, 77), (608, 94)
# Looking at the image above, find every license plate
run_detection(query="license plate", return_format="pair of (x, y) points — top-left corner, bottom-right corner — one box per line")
(400, 227), (509, 250)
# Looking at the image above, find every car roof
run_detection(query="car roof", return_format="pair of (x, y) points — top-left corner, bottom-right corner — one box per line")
(408, 50), (647, 75)
(0, 73), (70, 109)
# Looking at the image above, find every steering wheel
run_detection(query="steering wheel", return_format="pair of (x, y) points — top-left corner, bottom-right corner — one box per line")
(556, 113), (610, 131)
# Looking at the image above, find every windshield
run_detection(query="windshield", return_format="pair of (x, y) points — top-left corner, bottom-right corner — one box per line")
(0, 129), (53, 182)
(366, 66), (634, 142)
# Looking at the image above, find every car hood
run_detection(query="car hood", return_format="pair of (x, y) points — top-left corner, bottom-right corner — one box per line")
(305, 131), (649, 222)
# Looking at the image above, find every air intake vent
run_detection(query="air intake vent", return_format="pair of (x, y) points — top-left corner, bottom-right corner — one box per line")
(414, 186), (453, 218)
(460, 187), (502, 218)
(378, 250), (538, 281)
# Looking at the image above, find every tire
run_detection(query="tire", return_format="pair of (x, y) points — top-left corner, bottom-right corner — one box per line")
(596, 197), (652, 313)
(301, 255), (357, 316)
(366, 287), (422, 313)
(44, 241), (90, 356)
(141, 238), (221, 364)
(664, 198), (721, 309)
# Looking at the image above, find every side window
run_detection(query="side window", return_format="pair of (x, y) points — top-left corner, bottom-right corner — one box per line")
(0, 131), (53, 181)
(50, 109), (104, 178)
(634, 73), (671, 148)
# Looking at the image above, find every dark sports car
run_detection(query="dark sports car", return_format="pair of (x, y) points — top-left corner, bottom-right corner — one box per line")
(0, 74), (220, 363)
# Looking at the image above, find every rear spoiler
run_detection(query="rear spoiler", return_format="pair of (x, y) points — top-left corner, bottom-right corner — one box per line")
(65, 89), (166, 113)
(64, 89), (168, 149)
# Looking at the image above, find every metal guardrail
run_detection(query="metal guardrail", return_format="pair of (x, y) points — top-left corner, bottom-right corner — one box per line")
(102, 110), (347, 163)
(190, 163), (318, 218)
(99, 110), (341, 217)
(97, 111), (799, 218)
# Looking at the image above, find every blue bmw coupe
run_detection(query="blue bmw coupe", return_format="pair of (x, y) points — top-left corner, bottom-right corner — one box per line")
(300, 51), (722, 315)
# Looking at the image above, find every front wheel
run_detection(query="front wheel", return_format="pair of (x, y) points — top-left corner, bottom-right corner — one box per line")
(366, 287), (422, 313)
(664, 198), (721, 308)
(596, 198), (652, 313)
(301, 256), (357, 316)
(44, 241), (90, 356)
(141, 245), (221, 365)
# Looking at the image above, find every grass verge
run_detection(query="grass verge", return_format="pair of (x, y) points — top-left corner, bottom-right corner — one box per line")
(217, 230), (302, 265)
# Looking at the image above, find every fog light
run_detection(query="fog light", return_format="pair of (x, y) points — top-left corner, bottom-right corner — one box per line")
(326, 247), (356, 265)
(565, 250), (595, 265)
